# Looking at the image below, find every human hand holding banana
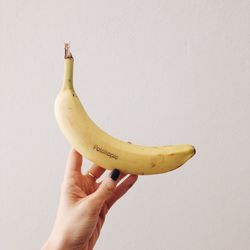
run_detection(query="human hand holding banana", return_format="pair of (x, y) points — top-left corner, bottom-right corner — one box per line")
(54, 44), (196, 175)
(42, 149), (138, 250)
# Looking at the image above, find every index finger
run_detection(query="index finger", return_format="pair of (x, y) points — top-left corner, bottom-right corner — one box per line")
(65, 149), (83, 176)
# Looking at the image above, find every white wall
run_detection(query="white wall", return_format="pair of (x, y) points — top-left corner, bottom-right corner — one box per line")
(0, 1), (249, 249)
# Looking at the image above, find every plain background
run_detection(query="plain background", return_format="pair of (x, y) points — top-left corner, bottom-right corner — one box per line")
(0, 1), (249, 249)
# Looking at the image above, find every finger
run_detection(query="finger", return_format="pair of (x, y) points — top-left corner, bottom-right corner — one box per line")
(86, 164), (105, 179)
(65, 149), (83, 176)
(96, 171), (126, 186)
(106, 175), (138, 209)
(88, 169), (120, 207)
(116, 172), (127, 183)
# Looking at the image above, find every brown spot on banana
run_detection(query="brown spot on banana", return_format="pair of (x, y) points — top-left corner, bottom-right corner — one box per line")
(156, 153), (165, 163)
(151, 163), (156, 168)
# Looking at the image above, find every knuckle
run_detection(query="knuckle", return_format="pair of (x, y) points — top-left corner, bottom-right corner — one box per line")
(105, 181), (114, 192)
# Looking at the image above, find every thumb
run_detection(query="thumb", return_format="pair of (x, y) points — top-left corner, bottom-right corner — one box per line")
(90, 169), (120, 206)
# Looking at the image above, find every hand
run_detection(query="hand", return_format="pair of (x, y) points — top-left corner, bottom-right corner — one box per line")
(42, 149), (138, 250)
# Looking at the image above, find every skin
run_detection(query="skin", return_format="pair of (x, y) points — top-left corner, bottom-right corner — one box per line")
(42, 149), (138, 250)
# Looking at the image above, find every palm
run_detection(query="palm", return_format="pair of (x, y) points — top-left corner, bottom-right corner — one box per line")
(74, 171), (110, 217)
(79, 173), (110, 248)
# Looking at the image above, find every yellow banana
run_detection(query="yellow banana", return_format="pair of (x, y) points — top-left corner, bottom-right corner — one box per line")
(54, 44), (196, 175)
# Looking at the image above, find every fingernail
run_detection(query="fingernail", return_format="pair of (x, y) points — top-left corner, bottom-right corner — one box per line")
(110, 169), (120, 181)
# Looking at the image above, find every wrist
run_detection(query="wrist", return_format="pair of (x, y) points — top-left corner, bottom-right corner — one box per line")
(41, 240), (62, 250)
(41, 233), (69, 250)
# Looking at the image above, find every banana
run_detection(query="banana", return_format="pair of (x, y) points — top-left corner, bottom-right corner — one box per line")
(54, 44), (196, 175)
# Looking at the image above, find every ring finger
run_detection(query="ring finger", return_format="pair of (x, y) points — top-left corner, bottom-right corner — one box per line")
(86, 164), (106, 180)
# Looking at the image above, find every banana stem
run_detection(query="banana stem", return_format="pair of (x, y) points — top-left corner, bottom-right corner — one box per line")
(63, 43), (74, 89)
